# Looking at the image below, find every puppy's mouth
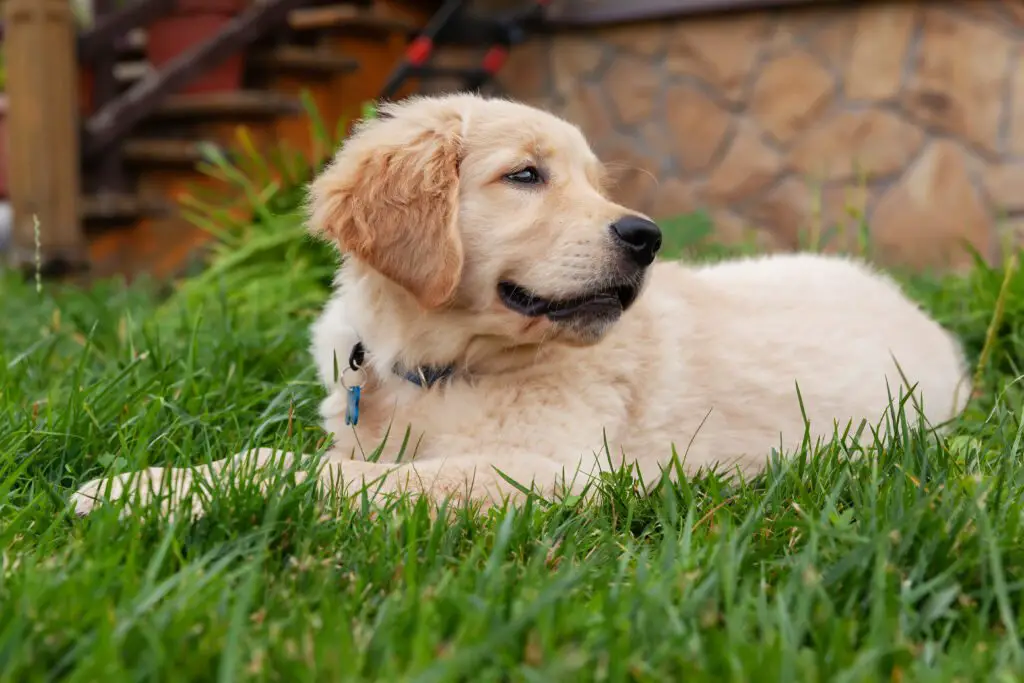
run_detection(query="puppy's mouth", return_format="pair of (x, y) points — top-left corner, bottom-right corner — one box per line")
(497, 280), (640, 321)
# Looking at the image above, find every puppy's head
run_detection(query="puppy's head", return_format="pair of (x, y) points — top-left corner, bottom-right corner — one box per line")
(308, 94), (661, 349)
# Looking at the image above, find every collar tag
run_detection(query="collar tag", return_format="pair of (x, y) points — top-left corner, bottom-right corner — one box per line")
(345, 384), (362, 426)
(342, 343), (367, 426)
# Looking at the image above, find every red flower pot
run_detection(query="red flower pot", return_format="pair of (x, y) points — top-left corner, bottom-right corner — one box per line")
(0, 96), (8, 200)
(146, 0), (248, 95)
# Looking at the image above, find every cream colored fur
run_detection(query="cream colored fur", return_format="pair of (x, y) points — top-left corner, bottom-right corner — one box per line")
(72, 94), (971, 517)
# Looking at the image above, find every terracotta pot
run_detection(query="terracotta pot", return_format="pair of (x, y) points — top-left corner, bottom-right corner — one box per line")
(146, 0), (248, 95)
(0, 95), (8, 200)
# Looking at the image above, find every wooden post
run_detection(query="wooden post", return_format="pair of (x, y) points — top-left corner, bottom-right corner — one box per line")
(4, 0), (87, 270)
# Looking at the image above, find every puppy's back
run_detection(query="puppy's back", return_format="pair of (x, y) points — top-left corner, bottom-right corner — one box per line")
(636, 253), (970, 472)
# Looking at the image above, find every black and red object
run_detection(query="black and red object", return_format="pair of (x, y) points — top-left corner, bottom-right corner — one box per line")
(378, 0), (549, 101)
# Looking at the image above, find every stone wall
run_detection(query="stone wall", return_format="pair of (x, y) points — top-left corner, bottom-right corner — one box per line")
(496, 1), (1024, 270)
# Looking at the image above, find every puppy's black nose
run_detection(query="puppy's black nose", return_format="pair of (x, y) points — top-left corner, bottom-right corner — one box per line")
(610, 215), (662, 267)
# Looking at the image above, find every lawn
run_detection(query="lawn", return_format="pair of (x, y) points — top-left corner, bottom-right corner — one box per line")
(2, 155), (1024, 679)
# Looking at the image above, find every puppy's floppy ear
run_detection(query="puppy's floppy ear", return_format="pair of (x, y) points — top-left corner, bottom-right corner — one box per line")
(307, 107), (464, 309)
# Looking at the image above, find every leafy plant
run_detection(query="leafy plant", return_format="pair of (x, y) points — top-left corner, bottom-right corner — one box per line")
(165, 93), (374, 320)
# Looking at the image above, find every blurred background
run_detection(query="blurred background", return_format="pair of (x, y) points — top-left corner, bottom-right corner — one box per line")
(0, 0), (1021, 284)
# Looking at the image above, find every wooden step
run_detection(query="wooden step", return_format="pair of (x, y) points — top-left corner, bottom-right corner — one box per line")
(81, 192), (174, 223)
(148, 90), (303, 121)
(87, 216), (213, 282)
(250, 46), (360, 75)
(288, 3), (419, 33)
(122, 138), (222, 166)
(114, 60), (152, 84)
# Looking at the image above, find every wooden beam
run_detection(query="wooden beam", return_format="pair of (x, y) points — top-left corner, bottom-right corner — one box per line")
(122, 138), (219, 166)
(148, 91), (303, 120)
(82, 0), (309, 160)
(288, 3), (419, 33)
(81, 192), (174, 222)
(77, 0), (175, 64)
(4, 0), (87, 269)
(543, 0), (846, 26)
(250, 46), (361, 75)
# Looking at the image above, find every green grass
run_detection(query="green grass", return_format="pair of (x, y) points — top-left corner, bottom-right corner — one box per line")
(2, 229), (1023, 681)
(3, 99), (1024, 678)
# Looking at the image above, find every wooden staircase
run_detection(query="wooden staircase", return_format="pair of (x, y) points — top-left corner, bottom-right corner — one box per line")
(3, 0), (547, 281)
(0, 0), (440, 281)
(77, 0), (431, 281)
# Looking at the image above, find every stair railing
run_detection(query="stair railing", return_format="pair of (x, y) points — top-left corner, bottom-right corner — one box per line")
(80, 0), (174, 199)
(3, 0), (319, 272)
(81, 0), (312, 159)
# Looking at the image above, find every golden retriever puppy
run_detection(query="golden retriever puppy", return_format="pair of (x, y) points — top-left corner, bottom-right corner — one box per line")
(72, 94), (970, 516)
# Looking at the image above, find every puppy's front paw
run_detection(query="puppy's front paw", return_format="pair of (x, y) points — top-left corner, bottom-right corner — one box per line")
(70, 467), (200, 518)
(70, 474), (126, 516)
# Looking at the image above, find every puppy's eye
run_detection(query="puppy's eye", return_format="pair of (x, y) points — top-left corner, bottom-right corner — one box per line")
(504, 166), (543, 185)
